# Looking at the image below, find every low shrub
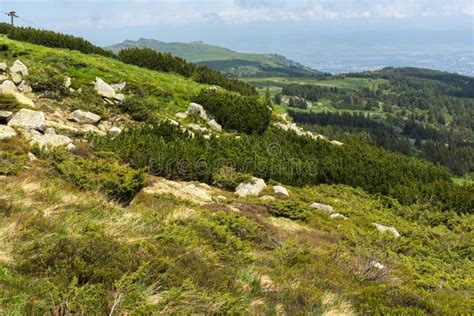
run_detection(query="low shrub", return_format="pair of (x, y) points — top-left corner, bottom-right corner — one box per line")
(212, 166), (253, 190)
(267, 201), (310, 221)
(193, 89), (271, 134)
(0, 93), (21, 111)
(0, 152), (27, 175)
(54, 157), (145, 203)
(119, 97), (159, 122)
(28, 68), (69, 100)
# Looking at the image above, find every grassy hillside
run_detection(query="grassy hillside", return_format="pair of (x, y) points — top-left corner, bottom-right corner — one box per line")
(0, 36), (473, 314)
(106, 38), (324, 77)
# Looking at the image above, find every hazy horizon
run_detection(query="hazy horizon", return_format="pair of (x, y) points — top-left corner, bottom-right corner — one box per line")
(1, 0), (473, 75)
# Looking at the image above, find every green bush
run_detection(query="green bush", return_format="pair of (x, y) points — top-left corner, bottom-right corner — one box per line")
(119, 97), (159, 122)
(28, 68), (69, 100)
(212, 166), (253, 190)
(268, 201), (310, 221)
(54, 157), (145, 203)
(194, 89), (271, 134)
(0, 93), (21, 111)
(0, 152), (27, 175)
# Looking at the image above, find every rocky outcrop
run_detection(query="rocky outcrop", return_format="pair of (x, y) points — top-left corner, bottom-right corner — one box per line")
(9, 60), (28, 76)
(0, 125), (17, 140)
(310, 202), (334, 213)
(142, 178), (213, 204)
(189, 102), (208, 120)
(95, 77), (116, 99)
(374, 223), (400, 238)
(7, 109), (45, 131)
(273, 185), (289, 197)
(31, 134), (73, 148)
(207, 119), (222, 132)
(68, 110), (101, 125)
(235, 177), (267, 197)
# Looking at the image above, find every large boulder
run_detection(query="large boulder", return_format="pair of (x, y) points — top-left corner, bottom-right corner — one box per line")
(94, 77), (116, 99)
(235, 177), (267, 197)
(0, 125), (17, 140)
(9, 60), (28, 76)
(0, 80), (18, 94)
(207, 119), (222, 132)
(374, 223), (401, 238)
(189, 102), (208, 120)
(7, 109), (45, 131)
(310, 202), (334, 213)
(68, 109), (101, 125)
(31, 134), (73, 148)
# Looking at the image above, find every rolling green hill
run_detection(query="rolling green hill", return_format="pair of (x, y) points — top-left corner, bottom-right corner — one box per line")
(106, 38), (324, 77)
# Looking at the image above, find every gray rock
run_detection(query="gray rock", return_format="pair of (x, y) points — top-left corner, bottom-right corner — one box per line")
(189, 102), (208, 120)
(13, 93), (35, 108)
(374, 223), (400, 238)
(175, 112), (188, 119)
(45, 120), (80, 134)
(0, 74), (8, 81)
(7, 109), (45, 131)
(28, 152), (38, 162)
(80, 124), (106, 136)
(94, 77), (116, 99)
(17, 81), (32, 93)
(65, 143), (76, 151)
(114, 93), (125, 102)
(187, 123), (208, 133)
(0, 62), (7, 72)
(329, 213), (348, 220)
(207, 119), (222, 132)
(64, 76), (72, 88)
(9, 60), (28, 76)
(235, 177), (267, 197)
(0, 80), (17, 94)
(68, 109), (101, 125)
(273, 185), (289, 197)
(97, 121), (112, 132)
(108, 127), (122, 135)
(11, 72), (22, 84)
(44, 127), (56, 135)
(31, 134), (72, 148)
(0, 125), (17, 140)
(111, 81), (126, 91)
(0, 110), (13, 121)
(330, 140), (343, 146)
(310, 202), (334, 213)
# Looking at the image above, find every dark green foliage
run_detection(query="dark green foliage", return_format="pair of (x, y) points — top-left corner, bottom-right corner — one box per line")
(28, 68), (69, 100)
(54, 156), (145, 203)
(212, 166), (253, 190)
(268, 201), (310, 221)
(194, 89), (271, 134)
(0, 23), (13, 34)
(117, 47), (257, 96)
(119, 97), (159, 122)
(0, 152), (27, 175)
(0, 93), (21, 111)
(90, 122), (469, 212)
(6, 26), (113, 57)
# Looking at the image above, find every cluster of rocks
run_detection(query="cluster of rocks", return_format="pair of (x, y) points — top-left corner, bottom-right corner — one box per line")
(142, 177), (214, 205)
(175, 102), (223, 135)
(273, 114), (343, 146)
(94, 77), (125, 105)
(0, 60), (35, 108)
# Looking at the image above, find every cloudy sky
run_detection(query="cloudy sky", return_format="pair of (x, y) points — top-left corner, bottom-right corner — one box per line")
(0, 0), (472, 72)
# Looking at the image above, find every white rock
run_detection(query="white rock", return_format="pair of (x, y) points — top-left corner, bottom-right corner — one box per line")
(0, 62), (7, 72)
(329, 213), (348, 220)
(310, 202), (334, 213)
(109, 127), (122, 135)
(0, 80), (17, 94)
(260, 195), (276, 201)
(273, 185), (289, 197)
(17, 81), (32, 93)
(114, 93), (125, 102)
(187, 123), (208, 133)
(16, 128), (41, 141)
(9, 60), (28, 76)
(68, 109), (101, 125)
(64, 76), (72, 88)
(0, 110), (13, 121)
(31, 134), (72, 148)
(11, 72), (22, 84)
(0, 125), (17, 140)
(7, 109), (45, 131)
(44, 127), (56, 135)
(370, 261), (386, 270)
(330, 140), (343, 146)
(207, 119), (222, 132)
(80, 124), (106, 136)
(167, 119), (179, 126)
(94, 77), (116, 99)
(65, 143), (76, 151)
(189, 102), (208, 120)
(13, 92), (35, 108)
(374, 223), (401, 238)
(111, 81), (126, 91)
(0, 74), (8, 81)
(97, 121), (112, 132)
(175, 112), (188, 119)
(180, 184), (213, 203)
(28, 152), (38, 162)
(235, 177), (267, 197)
(45, 120), (80, 134)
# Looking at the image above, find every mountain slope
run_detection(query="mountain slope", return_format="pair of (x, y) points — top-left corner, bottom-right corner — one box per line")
(106, 38), (324, 77)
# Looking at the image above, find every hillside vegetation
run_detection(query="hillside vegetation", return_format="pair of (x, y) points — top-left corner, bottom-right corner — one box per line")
(106, 38), (324, 77)
(0, 30), (473, 315)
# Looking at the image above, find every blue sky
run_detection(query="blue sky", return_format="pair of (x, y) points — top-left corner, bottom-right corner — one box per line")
(0, 0), (472, 71)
